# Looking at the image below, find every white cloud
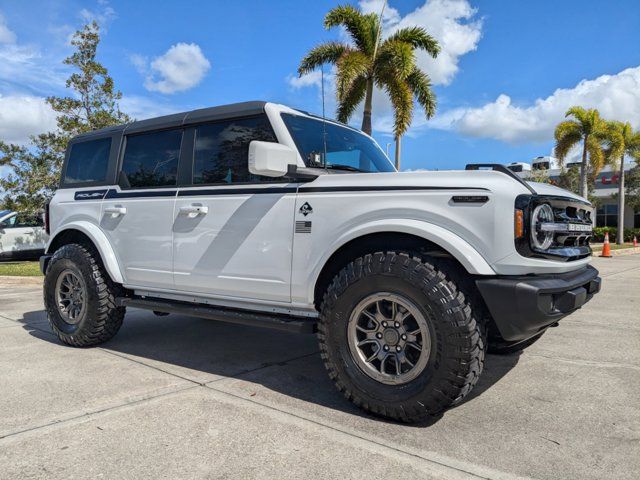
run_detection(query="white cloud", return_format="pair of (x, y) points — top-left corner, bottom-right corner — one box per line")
(430, 66), (640, 143)
(0, 94), (57, 145)
(0, 11), (16, 44)
(359, 0), (482, 86)
(287, 71), (322, 89)
(119, 95), (183, 121)
(139, 43), (211, 94)
(79, 2), (116, 29)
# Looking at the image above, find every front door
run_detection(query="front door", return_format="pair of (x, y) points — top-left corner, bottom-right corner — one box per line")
(100, 128), (183, 289)
(172, 116), (296, 303)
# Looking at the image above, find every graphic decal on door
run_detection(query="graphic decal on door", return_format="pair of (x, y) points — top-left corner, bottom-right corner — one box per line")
(299, 202), (313, 216)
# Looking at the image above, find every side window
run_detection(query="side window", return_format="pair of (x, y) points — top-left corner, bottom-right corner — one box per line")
(121, 129), (183, 188)
(64, 138), (112, 184)
(193, 116), (278, 185)
(2, 214), (42, 228)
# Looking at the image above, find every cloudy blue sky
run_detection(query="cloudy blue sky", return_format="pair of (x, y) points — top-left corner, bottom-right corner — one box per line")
(1, 0), (639, 172)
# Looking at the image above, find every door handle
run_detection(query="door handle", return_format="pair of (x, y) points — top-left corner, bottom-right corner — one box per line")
(179, 205), (208, 217)
(104, 206), (127, 217)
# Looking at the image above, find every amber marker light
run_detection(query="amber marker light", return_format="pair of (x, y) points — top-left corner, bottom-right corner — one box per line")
(514, 209), (524, 238)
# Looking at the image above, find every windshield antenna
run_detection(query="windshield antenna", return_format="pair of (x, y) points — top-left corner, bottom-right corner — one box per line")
(321, 63), (328, 171)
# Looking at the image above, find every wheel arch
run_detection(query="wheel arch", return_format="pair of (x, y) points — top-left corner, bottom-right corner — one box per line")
(311, 220), (495, 309)
(46, 222), (124, 284)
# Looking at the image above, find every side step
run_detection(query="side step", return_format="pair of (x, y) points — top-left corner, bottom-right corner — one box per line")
(116, 297), (316, 334)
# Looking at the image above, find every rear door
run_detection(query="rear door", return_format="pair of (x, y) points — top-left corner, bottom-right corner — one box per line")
(100, 128), (183, 289)
(172, 116), (297, 303)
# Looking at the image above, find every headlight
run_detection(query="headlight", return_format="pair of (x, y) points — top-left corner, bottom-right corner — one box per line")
(531, 203), (554, 250)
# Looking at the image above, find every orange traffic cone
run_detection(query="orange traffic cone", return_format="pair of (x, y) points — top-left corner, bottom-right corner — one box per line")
(601, 232), (612, 258)
(634, 236), (638, 248)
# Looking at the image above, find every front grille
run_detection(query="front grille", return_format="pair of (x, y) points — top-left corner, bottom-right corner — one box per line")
(515, 194), (593, 261)
(551, 205), (593, 248)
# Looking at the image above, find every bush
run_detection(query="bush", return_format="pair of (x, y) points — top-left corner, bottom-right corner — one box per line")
(592, 227), (640, 242)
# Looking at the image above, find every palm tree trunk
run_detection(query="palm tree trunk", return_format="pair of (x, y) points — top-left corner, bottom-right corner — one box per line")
(395, 135), (401, 170)
(617, 154), (625, 244)
(361, 78), (374, 136)
(580, 136), (589, 199)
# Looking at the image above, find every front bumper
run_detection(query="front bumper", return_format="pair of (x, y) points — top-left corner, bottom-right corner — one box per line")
(476, 265), (601, 342)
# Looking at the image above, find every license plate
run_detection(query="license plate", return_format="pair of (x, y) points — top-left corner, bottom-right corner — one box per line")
(567, 223), (592, 232)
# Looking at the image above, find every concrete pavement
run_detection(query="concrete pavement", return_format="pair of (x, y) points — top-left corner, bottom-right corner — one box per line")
(0, 256), (638, 479)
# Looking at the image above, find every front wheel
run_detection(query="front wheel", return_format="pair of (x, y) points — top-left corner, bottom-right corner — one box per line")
(44, 243), (125, 347)
(318, 252), (486, 423)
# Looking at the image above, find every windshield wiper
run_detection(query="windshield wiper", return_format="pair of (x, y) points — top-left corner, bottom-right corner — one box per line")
(323, 164), (364, 172)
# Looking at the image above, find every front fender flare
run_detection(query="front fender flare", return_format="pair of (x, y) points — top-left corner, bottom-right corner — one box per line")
(308, 219), (496, 303)
(46, 221), (124, 284)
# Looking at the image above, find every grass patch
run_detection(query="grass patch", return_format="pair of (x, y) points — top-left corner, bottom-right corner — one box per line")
(0, 261), (42, 277)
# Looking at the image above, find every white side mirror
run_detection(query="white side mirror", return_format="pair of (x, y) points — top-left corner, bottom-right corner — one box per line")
(248, 141), (297, 178)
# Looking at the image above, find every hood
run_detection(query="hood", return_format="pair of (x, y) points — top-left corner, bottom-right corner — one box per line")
(527, 182), (589, 204)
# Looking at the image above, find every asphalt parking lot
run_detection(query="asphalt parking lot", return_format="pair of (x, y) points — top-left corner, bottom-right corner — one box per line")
(0, 256), (638, 480)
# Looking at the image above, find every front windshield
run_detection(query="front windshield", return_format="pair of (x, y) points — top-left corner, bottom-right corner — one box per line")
(281, 113), (395, 173)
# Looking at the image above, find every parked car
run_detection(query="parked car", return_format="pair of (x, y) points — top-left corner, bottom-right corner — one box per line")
(0, 210), (48, 261)
(40, 101), (601, 422)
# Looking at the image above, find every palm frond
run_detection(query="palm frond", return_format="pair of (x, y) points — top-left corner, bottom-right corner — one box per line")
(565, 106), (588, 124)
(336, 76), (367, 123)
(554, 121), (582, 161)
(602, 121), (625, 167)
(375, 39), (416, 81)
(586, 134), (605, 176)
(382, 26), (440, 58)
(406, 68), (436, 118)
(383, 78), (413, 137)
(335, 50), (370, 101)
(324, 5), (375, 55)
(298, 42), (350, 76)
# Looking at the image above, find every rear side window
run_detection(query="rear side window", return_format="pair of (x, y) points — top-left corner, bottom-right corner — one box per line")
(64, 138), (112, 184)
(121, 129), (183, 188)
(193, 116), (278, 185)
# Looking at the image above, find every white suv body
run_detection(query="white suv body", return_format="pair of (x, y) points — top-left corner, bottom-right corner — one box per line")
(0, 210), (47, 260)
(41, 101), (601, 422)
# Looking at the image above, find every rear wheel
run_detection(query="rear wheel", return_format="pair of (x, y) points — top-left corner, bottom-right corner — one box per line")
(44, 243), (125, 347)
(318, 251), (486, 423)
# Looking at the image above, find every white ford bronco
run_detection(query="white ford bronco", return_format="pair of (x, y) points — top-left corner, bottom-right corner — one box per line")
(41, 101), (601, 422)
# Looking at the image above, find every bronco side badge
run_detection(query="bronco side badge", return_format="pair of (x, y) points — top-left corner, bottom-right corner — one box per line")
(299, 202), (313, 216)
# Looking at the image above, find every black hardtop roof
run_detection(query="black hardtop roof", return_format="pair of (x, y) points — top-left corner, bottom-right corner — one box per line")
(73, 100), (268, 141)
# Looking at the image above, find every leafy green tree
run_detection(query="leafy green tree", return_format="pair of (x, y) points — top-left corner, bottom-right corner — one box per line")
(0, 21), (129, 213)
(298, 3), (439, 169)
(554, 107), (608, 199)
(604, 121), (640, 243)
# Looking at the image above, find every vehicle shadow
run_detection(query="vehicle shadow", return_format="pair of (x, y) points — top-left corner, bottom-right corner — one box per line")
(20, 309), (520, 427)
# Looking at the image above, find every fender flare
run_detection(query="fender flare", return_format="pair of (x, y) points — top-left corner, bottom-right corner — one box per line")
(307, 218), (495, 303)
(46, 221), (124, 284)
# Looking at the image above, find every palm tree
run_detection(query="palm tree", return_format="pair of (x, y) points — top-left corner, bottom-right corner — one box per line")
(604, 121), (640, 244)
(554, 107), (608, 199)
(297, 4), (439, 169)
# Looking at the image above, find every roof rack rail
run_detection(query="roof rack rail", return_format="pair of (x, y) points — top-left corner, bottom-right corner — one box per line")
(465, 163), (537, 194)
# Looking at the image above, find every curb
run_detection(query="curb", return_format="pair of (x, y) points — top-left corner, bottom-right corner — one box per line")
(0, 275), (44, 286)
(592, 247), (640, 257)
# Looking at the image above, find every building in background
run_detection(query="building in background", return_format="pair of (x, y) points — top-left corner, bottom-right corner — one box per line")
(507, 157), (640, 228)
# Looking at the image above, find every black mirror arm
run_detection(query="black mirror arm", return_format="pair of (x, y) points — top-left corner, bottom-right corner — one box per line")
(286, 164), (318, 182)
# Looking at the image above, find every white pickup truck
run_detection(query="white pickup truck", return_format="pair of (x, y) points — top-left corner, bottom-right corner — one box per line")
(41, 101), (601, 422)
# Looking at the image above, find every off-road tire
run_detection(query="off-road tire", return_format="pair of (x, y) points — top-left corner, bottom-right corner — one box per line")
(318, 251), (486, 423)
(488, 331), (545, 355)
(44, 243), (125, 347)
